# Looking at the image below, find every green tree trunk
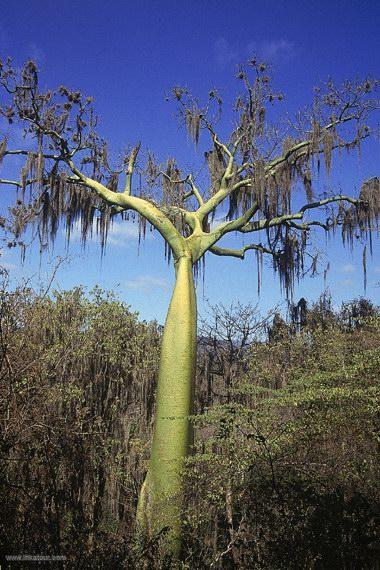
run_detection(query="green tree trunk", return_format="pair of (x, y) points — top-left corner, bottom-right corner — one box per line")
(136, 254), (197, 557)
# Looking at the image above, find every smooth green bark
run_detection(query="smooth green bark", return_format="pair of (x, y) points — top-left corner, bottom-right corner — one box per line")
(136, 254), (197, 557)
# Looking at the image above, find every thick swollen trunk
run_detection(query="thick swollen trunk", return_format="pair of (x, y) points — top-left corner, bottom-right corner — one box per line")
(136, 255), (197, 557)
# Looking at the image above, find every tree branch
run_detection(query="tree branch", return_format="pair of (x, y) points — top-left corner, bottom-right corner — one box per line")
(123, 142), (141, 195)
(212, 202), (259, 236)
(65, 157), (125, 206)
(64, 157), (189, 259)
(266, 114), (359, 173)
(3, 149), (60, 160)
(285, 219), (331, 231)
(160, 171), (204, 207)
(197, 202), (259, 257)
(0, 178), (25, 188)
(196, 114), (368, 221)
(240, 195), (360, 233)
(195, 130), (242, 219)
(209, 243), (273, 259)
(186, 173), (204, 206)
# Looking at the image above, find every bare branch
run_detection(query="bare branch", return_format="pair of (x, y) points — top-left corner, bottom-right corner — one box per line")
(0, 178), (35, 188)
(186, 173), (204, 206)
(211, 202), (259, 237)
(64, 157), (124, 206)
(285, 220), (331, 232)
(266, 114), (359, 173)
(240, 195), (360, 233)
(3, 149), (60, 160)
(209, 243), (273, 259)
(123, 142), (141, 195)
(159, 170), (204, 207)
(196, 100), (373, 222)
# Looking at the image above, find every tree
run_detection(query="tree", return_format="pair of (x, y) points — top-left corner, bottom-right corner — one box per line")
(0, 56), (379, 558)
(0, 283), (161, 566)
(198, 302), (272, 408)
(185, 302), (380, 568)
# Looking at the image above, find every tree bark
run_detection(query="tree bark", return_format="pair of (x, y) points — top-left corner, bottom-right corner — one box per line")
(136, 254), (197, 558)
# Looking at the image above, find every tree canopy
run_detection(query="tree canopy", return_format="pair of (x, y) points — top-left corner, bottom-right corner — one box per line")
(0, 58), (379, 294)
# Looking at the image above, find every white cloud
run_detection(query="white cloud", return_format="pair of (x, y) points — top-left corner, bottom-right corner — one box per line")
(247, 39), (295, 62)
(341, 263), (356, 274)
(261, 39), (295, 61)
(340, 278), (354, 286)
(213, 37), (295, 69)
(0, 260), (17, 271)
(125, 275), (169, 290)
(0, 249), (19, 273)
(106, 221), (141, 246)
(107, 220), (155, 246)
(67, 220), (154, 247)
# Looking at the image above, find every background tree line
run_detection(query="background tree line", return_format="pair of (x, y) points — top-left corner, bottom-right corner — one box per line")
(0, 277), (379, 569)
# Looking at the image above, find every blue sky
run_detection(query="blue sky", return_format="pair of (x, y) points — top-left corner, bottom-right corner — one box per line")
(0, 0), (379, 323)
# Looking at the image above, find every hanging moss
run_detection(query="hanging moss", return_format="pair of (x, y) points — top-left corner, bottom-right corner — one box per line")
(107, 172), (119, 193)
(205, 147), (226, 195)
(303, 167), (313, 202)
(362, 245), (367, 292)
(323, 131), (335, 174)
(162, 158), (184, 207)
(0, 137), (7, 165)
(185, 105), (202, 146)
(256, 248), (263, 295)
(272, 228), (308, 299)
(358, 177), (380, 230)
(30, 172), (111, 253)
(253, 159), (266, 210)
(310, 120), (321, 154)
(138, 214), (147, 247)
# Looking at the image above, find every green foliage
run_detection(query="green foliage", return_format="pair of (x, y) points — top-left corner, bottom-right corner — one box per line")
(0, 285), (160, 567)
(0, 289), (379, 568)
(184, 301), (380, 568)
